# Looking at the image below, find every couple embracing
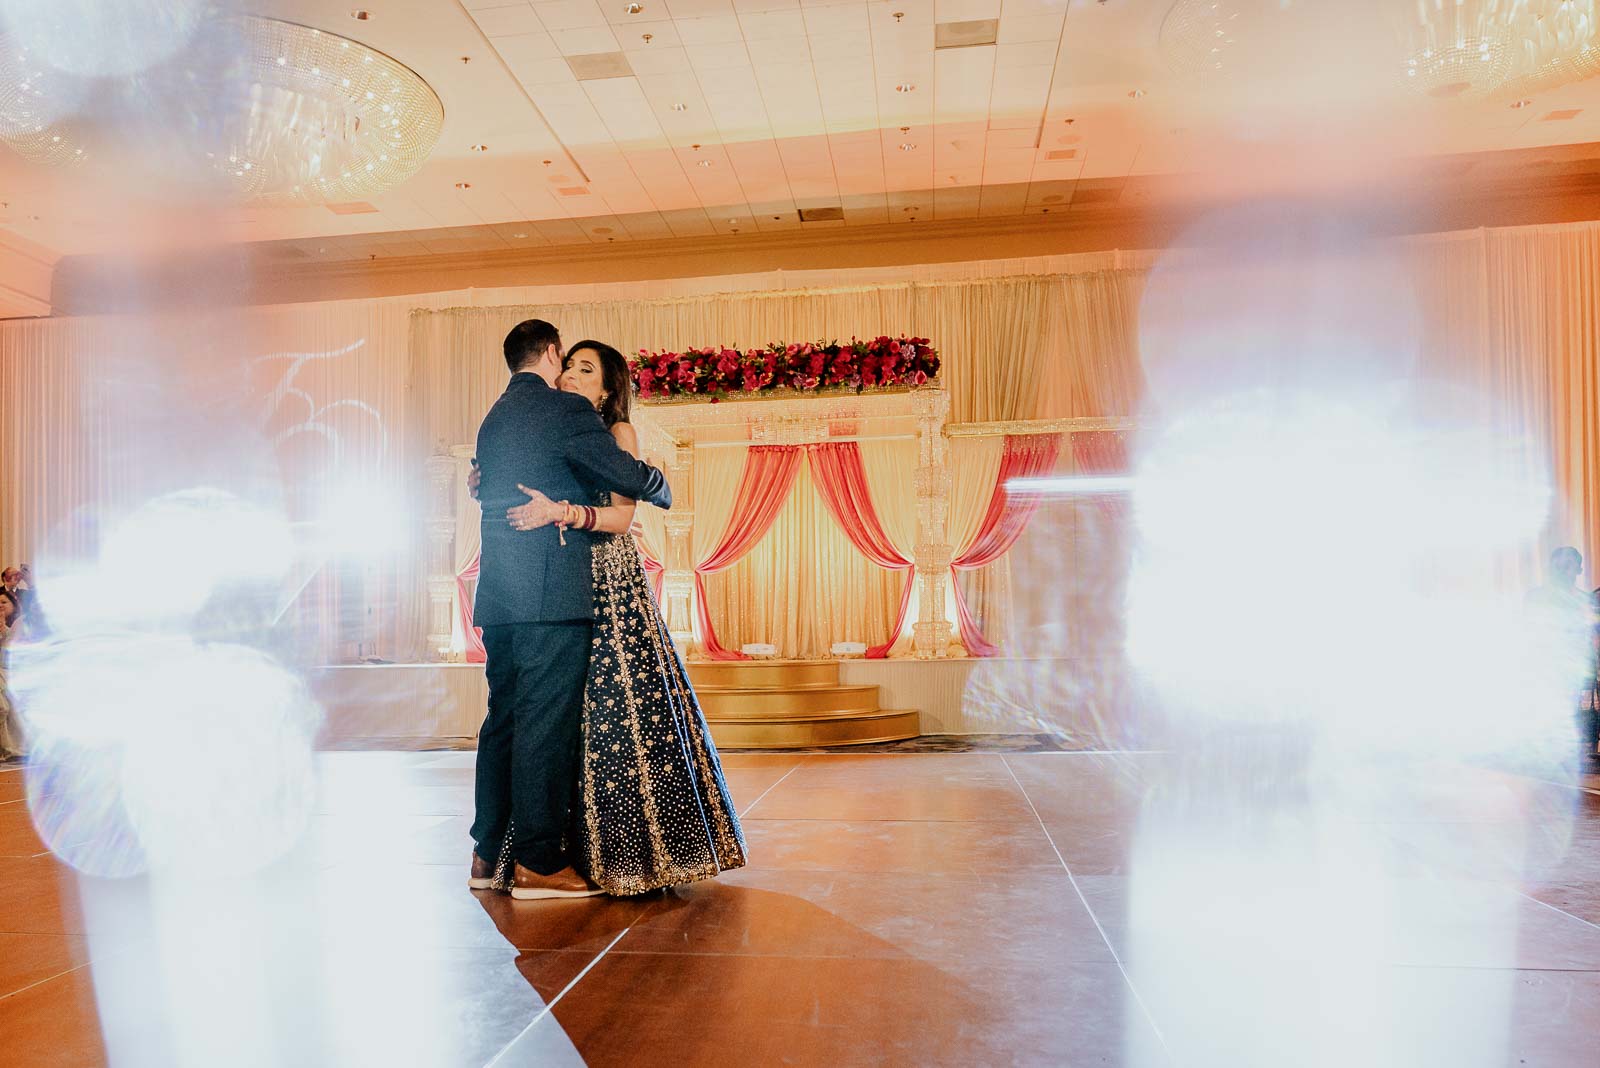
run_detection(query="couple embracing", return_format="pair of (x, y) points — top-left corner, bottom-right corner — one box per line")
(468, 319), (745, 900)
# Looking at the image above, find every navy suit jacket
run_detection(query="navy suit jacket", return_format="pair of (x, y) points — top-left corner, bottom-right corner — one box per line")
(474, 373), (671, 626)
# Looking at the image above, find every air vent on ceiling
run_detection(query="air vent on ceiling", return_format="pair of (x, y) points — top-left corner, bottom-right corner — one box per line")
(798, 205), (844, 222)
(1045, 149), (1077, 161)
(326, 201), (379, 215)
(557, 186), (591, 197)
(1543, 108), (1583, 121)
(935, 19), (999, 49)
(567, 52), (634, 81)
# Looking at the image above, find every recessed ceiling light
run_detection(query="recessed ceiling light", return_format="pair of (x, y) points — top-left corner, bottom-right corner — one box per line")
(624, 2), (643, 12)
(698, 159), (713, 167)
(1128, 89), (1146, 98)
(350, 9), (370, 20)
(727, 218), (738, 224)
(512, 232), (528, 238)
(1511, 99), (1533, 109)
(454, 181), (471, 189)
(898, 142), (916, 151)
(595, 227), (613, 234)
(895, 83), (915, 93)
(469, 144), (488, 152)
(671, 102), (687, 111)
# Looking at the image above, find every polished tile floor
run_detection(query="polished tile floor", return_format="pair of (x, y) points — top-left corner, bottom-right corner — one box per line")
(1, 750), (1598, 1067)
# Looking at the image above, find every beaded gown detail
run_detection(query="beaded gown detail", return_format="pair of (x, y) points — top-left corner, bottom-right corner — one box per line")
(492, 499), (746, 895)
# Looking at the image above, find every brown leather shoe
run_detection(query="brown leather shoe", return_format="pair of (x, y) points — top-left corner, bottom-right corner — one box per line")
(510, 862), (604, 900)
(468, 852), (497, 891)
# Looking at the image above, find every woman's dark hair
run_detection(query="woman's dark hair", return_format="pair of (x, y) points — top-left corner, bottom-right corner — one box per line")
(564, 340), (632, 428)
(0, 590), (16, 627)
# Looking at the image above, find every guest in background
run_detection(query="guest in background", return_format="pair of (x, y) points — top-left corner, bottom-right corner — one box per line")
(1527, 547), (1596, 769)
(0, 567), (22, 626)
(0, 590), (22, 761)
(1583, 587), (1600, 772)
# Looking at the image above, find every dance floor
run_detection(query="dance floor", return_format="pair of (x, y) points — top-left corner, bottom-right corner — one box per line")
(2, 749), (1599, 1066)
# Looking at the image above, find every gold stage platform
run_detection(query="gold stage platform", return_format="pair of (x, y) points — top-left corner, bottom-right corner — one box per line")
(687, 660), (920, 749)
(310, 659), (958, 750)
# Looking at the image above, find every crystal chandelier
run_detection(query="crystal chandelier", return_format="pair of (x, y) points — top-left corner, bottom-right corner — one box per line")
(0, 15), (444, 204)
(1403, 0), (1599, 99)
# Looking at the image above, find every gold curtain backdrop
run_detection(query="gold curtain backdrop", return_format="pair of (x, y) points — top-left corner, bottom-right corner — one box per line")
(2, 223), (1598, 663)
(701, 454), (905, 659)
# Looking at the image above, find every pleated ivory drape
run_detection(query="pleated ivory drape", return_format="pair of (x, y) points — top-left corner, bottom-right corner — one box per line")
(4, 223), (1599, 663)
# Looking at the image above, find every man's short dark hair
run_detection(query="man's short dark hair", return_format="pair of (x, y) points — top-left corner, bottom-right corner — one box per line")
(504, 319), (561, 373)
(1552, 546), (1583, 572)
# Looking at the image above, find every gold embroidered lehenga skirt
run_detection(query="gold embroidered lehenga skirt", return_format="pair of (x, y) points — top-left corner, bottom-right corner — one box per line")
(493, 529), (746, 895)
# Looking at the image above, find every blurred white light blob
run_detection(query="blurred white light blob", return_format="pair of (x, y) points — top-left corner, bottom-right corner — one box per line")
(36, 489), (292, 631)
(1008, 475), (1134, 495)
(1116, 206), (1575, 1068)
(13, 488), (319, 879)
(100, 487), (294, 620)
(1127, 209), (1561, 753)
(311, 480), (410, 559)
(119, 643), (320, 872)
(0, 0), (207, 77)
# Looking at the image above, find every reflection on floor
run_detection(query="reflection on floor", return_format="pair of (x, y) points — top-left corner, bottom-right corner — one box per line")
(1, 750), (1598, 1066)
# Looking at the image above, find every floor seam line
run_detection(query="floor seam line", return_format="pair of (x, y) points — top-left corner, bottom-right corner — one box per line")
(482, 925), (633, 1068)
(1001, 755), (1173, 1062)
(1516, 888), (1600, 933)
(738, 763), (803, 819)
(0, 962), (92, 1005)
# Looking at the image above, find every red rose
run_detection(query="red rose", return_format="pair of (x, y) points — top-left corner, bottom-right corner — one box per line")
(910, 370), (927, 386)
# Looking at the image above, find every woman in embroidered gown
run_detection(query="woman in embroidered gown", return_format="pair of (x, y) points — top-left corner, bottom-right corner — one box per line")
(492, 340), (746, 896)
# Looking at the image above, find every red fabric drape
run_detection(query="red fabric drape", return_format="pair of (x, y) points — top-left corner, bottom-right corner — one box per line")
(456, 551), (486, 664)
(1070, 430), (1130, 520)
(952, 434), (1062, 657)
(635, 534), (666, 601)
(694, 445), (805, 659)
(806, 442), (914, 657)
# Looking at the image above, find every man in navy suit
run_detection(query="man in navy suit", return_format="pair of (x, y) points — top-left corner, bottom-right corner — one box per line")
(469, 319), (671, 899)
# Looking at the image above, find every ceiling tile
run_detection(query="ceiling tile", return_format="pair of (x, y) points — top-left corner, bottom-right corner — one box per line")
(535, 0), (610, 29)
(473, 4), (545, 37)
(663, 0), (737, 15)
(686, 41), (754, 71)
(626, 43), (694, 73)
(736, 8), (807, 40)
(995, 12), (1064, 45)
(586, 78), (669, 144)
(677, 14), (746, 44)
(552, 25), (622, 53)
(934, 0), (999, 21)
(807, 31), (874, 60)
(659, 207), (717, 237)
(996, 39), (1056, 68)
(802, 3), (868, 37)
(619, 20), (683, 48)
(493, 31), (563, 66)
